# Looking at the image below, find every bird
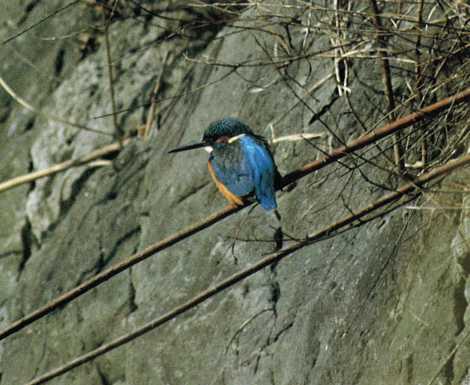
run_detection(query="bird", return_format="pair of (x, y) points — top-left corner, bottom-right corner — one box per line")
(168, 117), (281, 211)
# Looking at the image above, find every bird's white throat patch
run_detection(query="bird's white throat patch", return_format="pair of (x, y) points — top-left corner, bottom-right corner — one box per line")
(204, 146), (213, 153)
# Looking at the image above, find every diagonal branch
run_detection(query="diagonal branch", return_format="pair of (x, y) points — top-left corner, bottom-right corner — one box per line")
(0, 88), (468, 342)
(25, 151), (470, 385)
(0, 139), (130, 194)
(1, 0), (80, 45)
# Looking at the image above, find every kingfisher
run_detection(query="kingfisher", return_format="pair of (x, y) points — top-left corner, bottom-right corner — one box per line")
(168, 117), (281, 210)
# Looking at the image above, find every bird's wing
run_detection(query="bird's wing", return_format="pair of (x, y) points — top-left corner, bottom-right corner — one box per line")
(240, 136), (278, 210)
(209, 143), (254, 198)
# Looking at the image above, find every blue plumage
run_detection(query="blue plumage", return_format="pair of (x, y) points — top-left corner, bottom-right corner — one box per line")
(210, 135), (278, 210)
(243, 136), (278, 210)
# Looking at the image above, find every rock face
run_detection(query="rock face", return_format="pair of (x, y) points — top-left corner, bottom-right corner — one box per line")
(0, 1), (469, 385)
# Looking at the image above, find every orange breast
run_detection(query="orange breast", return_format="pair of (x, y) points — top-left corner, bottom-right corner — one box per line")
(207, 161), (244, 206)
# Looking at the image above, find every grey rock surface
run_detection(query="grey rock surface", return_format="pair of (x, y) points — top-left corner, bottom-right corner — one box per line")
(0, 1), (469, 385)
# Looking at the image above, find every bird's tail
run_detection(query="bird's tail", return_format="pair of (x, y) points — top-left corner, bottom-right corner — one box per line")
(259, 194), (278, 210)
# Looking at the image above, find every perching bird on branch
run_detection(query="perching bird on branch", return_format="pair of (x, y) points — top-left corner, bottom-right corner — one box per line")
(169, 117), (281, 211)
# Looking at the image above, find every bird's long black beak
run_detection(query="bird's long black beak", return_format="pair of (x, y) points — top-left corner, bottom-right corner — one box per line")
(168, 141), (208, 154)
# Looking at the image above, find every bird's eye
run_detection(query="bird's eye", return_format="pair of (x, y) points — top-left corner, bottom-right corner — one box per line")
(216, 136), (229, 144)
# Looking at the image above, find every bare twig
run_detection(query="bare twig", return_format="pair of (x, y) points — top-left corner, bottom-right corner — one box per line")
(282, 88), (470, 185)
(0, 76), (109, 136)
(0, 139), (130, 194)
(0, 88), (467, 342)
(331, 0), (350, 96)
(142, 51), (169, 140)
(1, 0), (80, 45)
(415, 0), (428, 164)
(224, 308), (273, 354)
(92, 66), (239, 120)
(369, 0), (405, 172)
(266, 72), (334, 135)
(271, 132), (324, 144)
(103, 0), (122, 143)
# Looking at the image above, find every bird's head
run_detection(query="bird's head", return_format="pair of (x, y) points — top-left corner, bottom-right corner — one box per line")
(202, 117), (253, 147)
(168, 117), (254, 154)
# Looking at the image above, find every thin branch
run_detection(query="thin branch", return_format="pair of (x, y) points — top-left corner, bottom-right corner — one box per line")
(369, 0), (405, 172)
(142, 51), (169, 140)
(416, 0), (428, 164)
(271, 132), (325, 144)
(25, 151), (470, 385)
(92, 66), (238, 120)
(282, 88), (470, 185)
(0, 88), (467, 342)
(0, 139), (130, 194)
(0, 76), (110, 136)
(1, 0), (80, 45)
(103, 0), (122, 142)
